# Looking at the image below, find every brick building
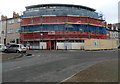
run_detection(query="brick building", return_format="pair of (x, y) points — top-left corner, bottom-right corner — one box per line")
(107, 23), (119, 46)
(0, 20), (2, 44)
(1, 12), (21, 44)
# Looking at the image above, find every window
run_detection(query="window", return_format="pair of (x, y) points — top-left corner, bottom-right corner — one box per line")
(39, 7), (46, 9)
(7, 29), (14, 33)
(116, 27), (118, 30)
(75, 40), (84, 43)
(2, 21), (6, 25)
(116, 33), (118, 37)
(16, 28), (20, 32)
(10, 40), (15, 43)
(34, 8), (39, 10)
(8, 19), (14, 24)
(28, 9), (31, 11)
(17, 18), (21, 22)
(1, 31), (4, 34)
(10, 45), (19, 48)
(113, 26), (116, 30)
(49, 6), (57, 9)
(79, 28), (83, 31)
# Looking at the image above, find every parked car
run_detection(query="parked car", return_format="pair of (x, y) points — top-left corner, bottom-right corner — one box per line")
(4, 44), (27, 53)
(118, 45), (120, 49)
(0, 44), (6, 52)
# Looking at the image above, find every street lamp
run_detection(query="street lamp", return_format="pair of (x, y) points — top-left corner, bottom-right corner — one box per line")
(40, 33), (43, 49)
(40, 33), (43, 41)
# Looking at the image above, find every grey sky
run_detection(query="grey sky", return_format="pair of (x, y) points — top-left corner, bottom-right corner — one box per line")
(0, 0), (119, 23)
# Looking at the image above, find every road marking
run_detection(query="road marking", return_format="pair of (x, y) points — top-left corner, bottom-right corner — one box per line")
(60, 72), (78, 83)
(59, 63), (93, 83)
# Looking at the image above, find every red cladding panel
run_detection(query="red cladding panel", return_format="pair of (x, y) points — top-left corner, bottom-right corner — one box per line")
(20, 32), (106, 41)
(21, 18), (32, 26)
(32, 17), (40, 24)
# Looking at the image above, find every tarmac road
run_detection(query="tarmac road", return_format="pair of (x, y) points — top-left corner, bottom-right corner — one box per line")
(2, 49), (119, 82)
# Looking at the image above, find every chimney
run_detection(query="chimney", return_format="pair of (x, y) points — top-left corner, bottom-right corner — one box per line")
(1, 15), (7, 20)
(108, 24), (112, 28)
(13, 11), (19, 18)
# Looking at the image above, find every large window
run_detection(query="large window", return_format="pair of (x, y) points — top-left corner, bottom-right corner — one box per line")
(16, 28), (20, 32)
(8, 20), (14, 24)
(7, 29), (14, 33)
(2, 21), (6, 25)
(17, 18), (21, 22)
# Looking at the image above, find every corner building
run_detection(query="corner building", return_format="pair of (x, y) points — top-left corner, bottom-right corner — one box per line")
(20, 4), (107, 49)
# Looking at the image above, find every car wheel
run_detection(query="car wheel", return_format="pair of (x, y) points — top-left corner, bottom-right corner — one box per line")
(4, 49), (8, 53)
(23, 51), (26, 53)
(16, 50), (20, 53)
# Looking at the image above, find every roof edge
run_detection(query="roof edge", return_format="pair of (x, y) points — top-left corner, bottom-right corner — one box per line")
(25, 4), (96, 11)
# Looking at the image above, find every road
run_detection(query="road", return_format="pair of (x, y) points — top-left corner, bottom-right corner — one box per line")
(2, 49), (119, 82)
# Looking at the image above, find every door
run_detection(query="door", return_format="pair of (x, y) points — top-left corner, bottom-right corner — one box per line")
(7, 45), (14, 52)
(46, 40), (56, 50)
(46, 41), (51, 50)
(51, 40), (56, 50)
(7, 45), (19, 52)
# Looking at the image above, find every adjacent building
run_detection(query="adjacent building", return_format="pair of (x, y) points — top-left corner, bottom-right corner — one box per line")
(0, 20), (2, 44)
(107, 23), (119, 46)
(118, 23), (120, 46)
(1, 12), (21, 44)
(20, 4), (107, 49)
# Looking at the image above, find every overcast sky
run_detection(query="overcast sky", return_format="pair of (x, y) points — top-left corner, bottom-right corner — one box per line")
(0, 0), (119, 23)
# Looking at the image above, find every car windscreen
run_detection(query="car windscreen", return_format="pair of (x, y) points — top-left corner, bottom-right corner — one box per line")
(9, 45), (19, 48)
(6, 45), (10, 47)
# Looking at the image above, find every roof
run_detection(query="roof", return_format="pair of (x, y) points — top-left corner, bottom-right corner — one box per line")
(1, 16), (21, 21)
(26, 4), (96, 11)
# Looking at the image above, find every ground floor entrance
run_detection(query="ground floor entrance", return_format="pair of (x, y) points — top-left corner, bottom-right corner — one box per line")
(22, 39), (84, 50)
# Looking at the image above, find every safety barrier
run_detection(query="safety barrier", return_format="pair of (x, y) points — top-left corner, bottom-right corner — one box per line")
(20, 32), (106, 41)
(20, 24), (106, 34)
(21, 16), (105, 27)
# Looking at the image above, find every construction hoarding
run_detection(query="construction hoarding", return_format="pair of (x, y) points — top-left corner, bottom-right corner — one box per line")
(84, 39), (117, 50)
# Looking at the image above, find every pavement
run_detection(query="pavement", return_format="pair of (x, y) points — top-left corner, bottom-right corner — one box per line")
(1, 52), (26, 60)
(1, 49), (119, 83)
(62, 59), (118, 82)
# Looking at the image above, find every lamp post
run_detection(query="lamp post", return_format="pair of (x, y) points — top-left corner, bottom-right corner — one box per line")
(40, 33), (43, 41)
(40, 33), (43, 49)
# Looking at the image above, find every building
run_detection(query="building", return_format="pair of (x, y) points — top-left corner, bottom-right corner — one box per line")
(1, 12), (21, 44)
(107, 23), (119, 46)
(20, 4), (107, 49)
(0, 15), (7, 44)
(118, 23), (120, 46)
(0, 20), (2, 44)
